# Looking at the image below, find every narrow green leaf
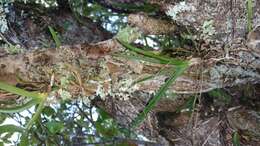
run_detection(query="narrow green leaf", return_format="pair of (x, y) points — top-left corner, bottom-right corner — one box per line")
(0, 99), (38, 113)
(0, 113), (7, 124)
(19, 132), (29, 146)
(48, 26), (61, 48)
(96, 108), (111, 120)
(0, 125), (24, 135)
(25, 95), (47, 130)
(132, 75), (154, 85)
(247, 0), (253, 32)
(46, 121), (64, 134)
(118, 40), (187, 66)
(0, 81), (42, 99)
(130, 65), (188, 128)
(42, 106), (56, 117)
(232, 131), (241, 146)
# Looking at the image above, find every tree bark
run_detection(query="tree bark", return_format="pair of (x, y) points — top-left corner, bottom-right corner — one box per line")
(0, 1), (260, 145)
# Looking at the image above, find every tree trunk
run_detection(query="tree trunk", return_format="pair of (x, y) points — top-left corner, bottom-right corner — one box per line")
(0, 1), (260, 145)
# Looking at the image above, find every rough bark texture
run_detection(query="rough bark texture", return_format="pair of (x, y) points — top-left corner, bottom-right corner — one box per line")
(0, 1), (260, 146)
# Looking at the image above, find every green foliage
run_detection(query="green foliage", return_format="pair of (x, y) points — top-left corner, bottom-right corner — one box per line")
(19, 132), (29, 146)
(0, 99), (137, 145)
(116, 26), (141, 43)
(46, 121), (64, 134)
(0, 99), (38, 113)
(48, 26), (61, 48)
(175, 96), (196, 113)
(0, 81), (49, 145)
(4, 44), (24, 54)
(95, 108), (119, 138)
(131, 65), (188, 128)
(0, 81), (43, 99)
(0, 1), (193, 145)
(117, 38), (189, 128)
(0, 113), (7, 124)
(0, 81), (47, 113)
(0, 125), (24, 145)
(118, 39), (188, 66)
(0, 125), (24, 135)
(247, 0), (253, 32)
(42, 106), (56, 117)
(232, 131), (241, 146)
(25, 95), (47, 130)
(208, 89), (232, 105)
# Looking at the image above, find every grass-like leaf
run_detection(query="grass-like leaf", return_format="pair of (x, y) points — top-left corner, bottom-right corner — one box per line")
(20, 132), (29, 146)
(0, 81), (47, 130)
(0, 99), (38, 113)
(0, 125), (24, 135)
(25, 95), (47, 130)
(117, 39), (189, 128)
(48, 26), (61, 48)
(0, 81), (43, 99)
(130, 65), (188, 128)
(247, 0), (253, 32)
(118, 40), (188, 66)
(232, 131), (241, 146)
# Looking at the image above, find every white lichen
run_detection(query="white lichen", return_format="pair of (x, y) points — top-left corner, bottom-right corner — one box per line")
(95, 83), (107, 100)
(166, 1), (195, 21)
(0, 3), (9, 33)
(58, 89), (72, 100)
(201, 20), (216, 39)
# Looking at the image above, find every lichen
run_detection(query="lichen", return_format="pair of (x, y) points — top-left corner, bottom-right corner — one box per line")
(0, 3), (9, 33)
(115, 26), (141, 43)
(4, 44), (24, 54)
(58, 89), (72, 100)
(201, 20), (216, 39)
(95, 83), (108, 100)
(166, 1), (195, 21)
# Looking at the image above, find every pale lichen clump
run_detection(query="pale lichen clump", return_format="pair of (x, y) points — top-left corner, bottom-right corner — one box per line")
(115, 26), (141, 43)
(58, 89), (72, 100)
(201, 20), (216, 40)
(4, 44), (24, 54)
(166, 1), (196, 22)
(112, 77), (139, 101)
(93, 60), (140, 101)
(0, 3), (9, 33)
